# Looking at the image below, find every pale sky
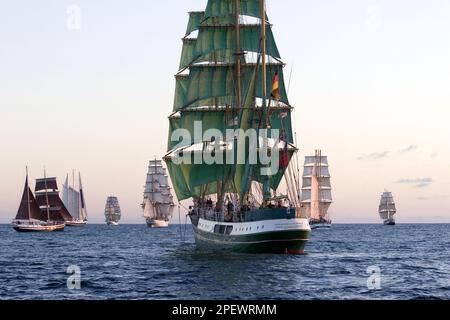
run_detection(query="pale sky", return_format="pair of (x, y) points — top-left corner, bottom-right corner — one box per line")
(0, 0), (449, 223)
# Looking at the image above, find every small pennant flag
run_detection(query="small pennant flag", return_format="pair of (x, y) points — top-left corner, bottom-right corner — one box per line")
(279, 129), (289, 169)
(271, 72), (281, 101)
(279, 111), (288, 119)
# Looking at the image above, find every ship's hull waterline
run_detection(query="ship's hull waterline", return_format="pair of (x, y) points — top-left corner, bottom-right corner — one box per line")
(191, 216), (311, 255)
(12, 222), (65, 233)
(147, 219), (169, 228)
(107, 221), (119, 226)
(65, 220), (87, 227)
(383, 219), (396, 226)
(310, 222), (332, 230)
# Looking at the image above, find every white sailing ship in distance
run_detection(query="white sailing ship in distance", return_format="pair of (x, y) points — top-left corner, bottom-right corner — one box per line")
(301, 150), (333, 229)
(379, 191), (396, 225)
(105, 196), (121, 226)
(62, 172), (88, 227)
(143, 159), (175, 228)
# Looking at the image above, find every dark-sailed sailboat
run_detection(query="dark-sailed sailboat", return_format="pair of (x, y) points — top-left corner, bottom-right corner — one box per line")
(164, 0), (311, 254)
(12, 168), (66, 232)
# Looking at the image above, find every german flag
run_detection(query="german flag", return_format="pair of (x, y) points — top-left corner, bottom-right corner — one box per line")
(271, 72), (281, 101)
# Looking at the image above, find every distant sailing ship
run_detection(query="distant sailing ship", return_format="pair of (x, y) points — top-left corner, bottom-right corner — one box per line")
(62, 172), (88, 227)
(142, 159), (175, 228)
(12, 168), (66, 232)
(301, 150), (333, 229)
(163, 0), (311, 254)
(379, 191), (396, 225)
(105, 196), (121, 226)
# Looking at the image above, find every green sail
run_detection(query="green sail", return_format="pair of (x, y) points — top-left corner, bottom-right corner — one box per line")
(166, 108), (294, 200)
(186, 11), (205, 36)
(179, 38), (197, 71)
(177, 64), (288, 110)
(165, 161), (194, 201)
(167, 110), (237, 199)
(166, 158), (234, 201)
(195, 24), (280, 64)
(168, 111), (230, 151)
(168, 1), (296, 201)
(179, 25), (280, 71)
(173, 75), (189, 112)
(234, 67), (257, 199)
(251, 110), (295, 191)
(205, 0), (262, 19)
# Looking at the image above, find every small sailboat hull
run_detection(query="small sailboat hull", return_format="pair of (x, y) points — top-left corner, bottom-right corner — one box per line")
(383, 219), (396, 226)
(12, 222), (65, 233)
(65, 220), (87, 227)
(310, 222), (332, 230)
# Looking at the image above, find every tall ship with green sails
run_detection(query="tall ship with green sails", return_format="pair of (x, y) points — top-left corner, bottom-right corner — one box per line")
(164, 0), (311, 254)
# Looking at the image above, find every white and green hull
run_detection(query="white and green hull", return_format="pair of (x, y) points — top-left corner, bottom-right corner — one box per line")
(190, 208), (311, 254)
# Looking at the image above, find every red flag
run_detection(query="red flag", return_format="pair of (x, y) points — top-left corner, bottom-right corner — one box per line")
(271, 72), (281, 101)
(279, 129), (289, 169)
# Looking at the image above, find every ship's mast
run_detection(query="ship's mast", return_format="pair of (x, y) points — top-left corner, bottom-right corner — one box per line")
(44, 168), (50, 222)
(317, 150), (322, 218)
(260, 0), (271, 201)
(386, 194), (391, 220)
(26, 166), (31, 222)
(72, 169), (76, 220)
(152, 158), (157, 218)
(235, 0), (242, 110)
(79, 172), (85, 221)
(260, 0), (267, 101)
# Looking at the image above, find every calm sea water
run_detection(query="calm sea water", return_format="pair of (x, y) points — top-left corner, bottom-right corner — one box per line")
(0, 224), (449, 300)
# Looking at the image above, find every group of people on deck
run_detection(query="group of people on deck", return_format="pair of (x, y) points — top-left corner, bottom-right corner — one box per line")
(191, 196), (247, 222)
(190, 195), (290, 223)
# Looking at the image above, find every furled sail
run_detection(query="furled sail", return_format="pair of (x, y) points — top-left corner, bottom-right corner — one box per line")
(166, 0), (296, 202)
